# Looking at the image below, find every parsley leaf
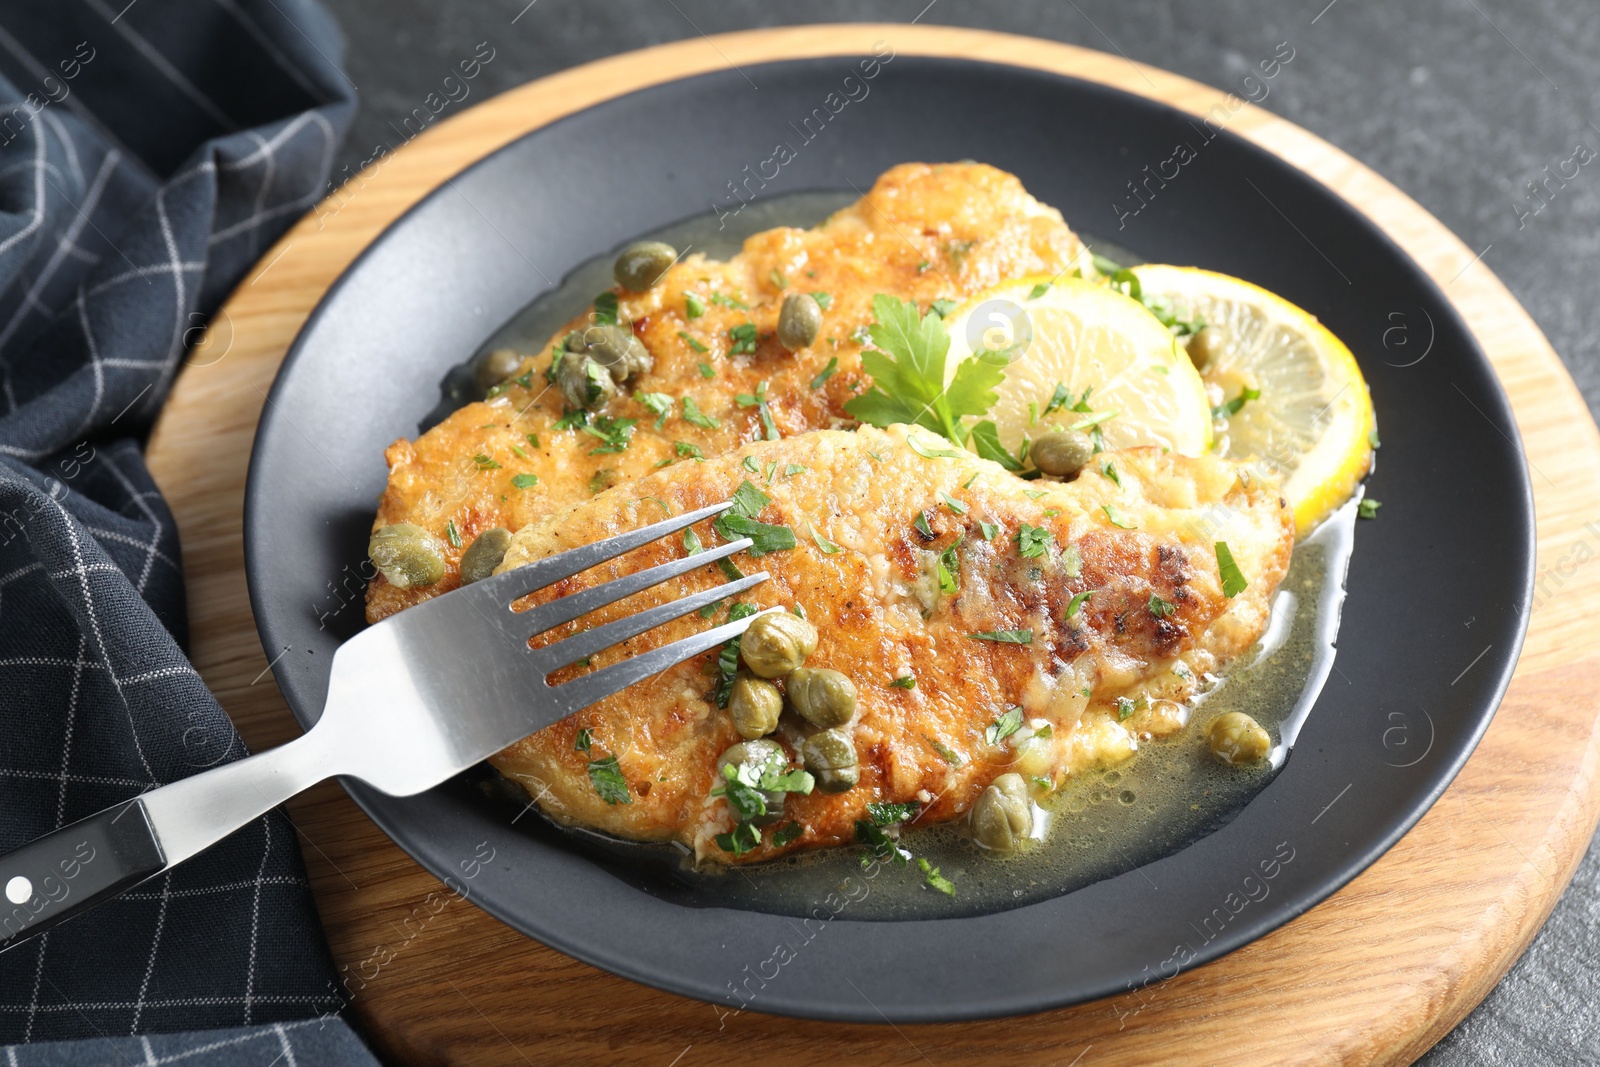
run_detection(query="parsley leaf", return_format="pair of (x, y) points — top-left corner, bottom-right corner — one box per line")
(1102, 503), (1137, 529)
(1016, 523), (1054, 559)
(889, 675), (917, 689)
(809, 523), (843, 555)
(637, 392), (673, 429)
(587, 755), (631, 805)
(938, 492), (968, 515)
(986, 706), (1024, 745)
(1213, 386), (1261, 419)
(578, 415), (638, 454)
(930, 298), (958, 318)
(685, 293), (706, 319)
(678, 330), (708, 353)
(913, 511), (934, 539)
(917, 856), (956, 896)
(1358, 498), (1382, 520)
(843, 294), (1007, 444)
(444, 520), (463, 548)
(1027, 281), (1051, 299)
(729, 322), (759, 354)
(1101, 461), (1121, 487)
(574, 728), (593, 754)
(772, 823), (803, 847)
(1215, 541), (1248, 597)
(715, 514), (797, 556)
(855, 820), (910, 866)
(735, 380), (779, 441)
(927, 736), (963, 765)
(699, 362), (715, 378)
(937, 539), (962, 594)
(512, 473), (539, 488)
(727, 479), (770, 517)
(681, 396), (719, 428)
(472, 453), (501, 470)
(592, 291), (619, 325)
(967, 629), (1032, 644)
(810, 291), (833, 309)
(979, 521), (1000, 541)
(868, 801), (920, 826)
(1066, 589), (1095, 619)
(968, 420), (1024, 470)
(674, 441), (705, 459)
(810, 357), (839, 390)
(716, 822), (761, 856)
(1149, 593), (1176, 618)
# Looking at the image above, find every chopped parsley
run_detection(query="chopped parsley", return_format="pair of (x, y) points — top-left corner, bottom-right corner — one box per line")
(637, 392), (673, 429)
(937, 539), (962, 594)
(809, 523), (843, 555)
(587, 755), (631, 805)
(592, 291), (619, 325)
(708, 292), (748, 310)
(784, 463), (807, 476)
(1061, 543), (1082, 578)
(578, 415), (638, 454)
(968, 420), (1024, 471)
(917, 856), (956, 896)
(727, 479), (770, 517)
(889, 675), (917, 689)
(772, 823), (803, 847)
(979, 521), (1000, 541)
(674, 441), (705, 459)
(1369, 428), (1382, 449)
(728, 322), (759, 355)
(574, 728), (593, 754)
(938, 492), (968, 515)
(844, 294), (1007, 445)
(967, 629), (1033, 644)
(810, 357), (839, 390)
(855, 819), (910, 866)
(1149, 593), (1176, 619)
(445, 520), (462, 548)
(1016, 523), (1054, 559)
(1027, 282), (1051, 299)
(1116, 696), (1140, 721)
(681, 396), (719, 428)
(927, 736), (963, 765)
(985, 706), (1024, 745)
(930, 298), (958, 318)
(1066, 589), (1096, 619)
(685, 293), (707, 319)
(1101, 461), (1121, 487)
(770, 269), (788, 289)
(678, 330), (708, 353)
(1102, 503), (1137, 529)
(1213, 386), (1262, 420)
(742, 455), (760, 475)
(526, 432), (540, 449)
(716, 822), (761, 856)
(1044, 382), (1075, 415)
(1215, 541), (1248, 598)
(735, 380), (779, 440)
(913, 511), (935, 539)
(1358, 498), (1382, 520)
(512, 473), (539, 489)
(810, 291), (833, 309)
(699, 362), (716, 378)
(714, 514), (797, 556)
(472, 453), (501, 470)
(710, 603), (762, 706)
(867, 801), (920, 826)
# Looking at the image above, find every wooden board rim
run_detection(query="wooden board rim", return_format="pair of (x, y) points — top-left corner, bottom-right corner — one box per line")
(145, 23), (1600, 1066)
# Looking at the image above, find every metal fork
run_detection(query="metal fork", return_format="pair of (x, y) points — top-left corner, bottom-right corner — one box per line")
(0, 500), (772, 952)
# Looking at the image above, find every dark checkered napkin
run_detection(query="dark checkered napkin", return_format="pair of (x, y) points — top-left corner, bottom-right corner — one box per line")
(0, 0), (356, 1050)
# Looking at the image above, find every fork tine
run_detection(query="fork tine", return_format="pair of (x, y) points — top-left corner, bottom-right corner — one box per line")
(546, 604), (785, 716)
(468, 499), (732, 603)
(511, 537), (754, 639)
(529, 572), (770, 673)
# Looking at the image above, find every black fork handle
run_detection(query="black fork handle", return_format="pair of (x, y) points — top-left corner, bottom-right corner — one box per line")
(0, 800), (166, 952)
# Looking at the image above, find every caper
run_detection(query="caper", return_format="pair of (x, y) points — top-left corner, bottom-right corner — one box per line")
(1031, 429), (1095, 477)
(970, 772), (1032, 852)
(728, 674), (783, 739)
(785, 667), (857, 728)
(368, 523), (445, 589)
(1207, 711), (1272, 765)
(717, 739), (788, 824)
(802, 729), (859, 793)
(557, 354), (616, 410)
(459, 527), (512, 584)
(739, 612), (819, 678)
(776, 292), (823, 351)
(578, 323), (651, 382)
(1185, 326), (1224, 371)
(475, 348), (524, 395)
(614, 240), (677, 291)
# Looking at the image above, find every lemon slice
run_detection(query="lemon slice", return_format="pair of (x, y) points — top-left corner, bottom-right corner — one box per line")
(942, 276), (1212, 459)
(1132, 265), (1374, 536)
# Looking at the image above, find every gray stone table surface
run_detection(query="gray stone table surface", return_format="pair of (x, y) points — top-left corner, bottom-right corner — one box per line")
(313, 1), (1600, 1062)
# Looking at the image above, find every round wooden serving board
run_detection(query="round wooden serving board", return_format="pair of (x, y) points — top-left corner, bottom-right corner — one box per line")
(146, 25), (1600, 1067)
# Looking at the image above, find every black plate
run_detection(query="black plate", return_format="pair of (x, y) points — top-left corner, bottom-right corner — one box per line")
(245, 56), (1533, 1021)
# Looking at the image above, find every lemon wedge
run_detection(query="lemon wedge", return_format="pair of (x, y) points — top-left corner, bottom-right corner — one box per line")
(1131, 265), (1374, 536)
(942, 276), (1212, 459)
